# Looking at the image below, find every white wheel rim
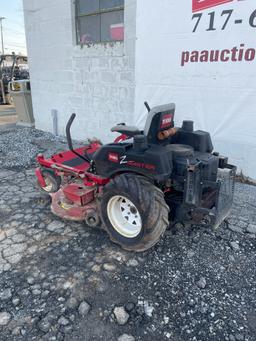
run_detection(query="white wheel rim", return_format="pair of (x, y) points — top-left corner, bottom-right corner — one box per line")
(42, 177), (53, 192)
(107, 195), (142, 238)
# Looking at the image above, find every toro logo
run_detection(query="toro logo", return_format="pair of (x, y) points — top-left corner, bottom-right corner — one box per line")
(108, 152), (119, 163)
(160, 114), (173, 129)
(192, 0), (233, 12)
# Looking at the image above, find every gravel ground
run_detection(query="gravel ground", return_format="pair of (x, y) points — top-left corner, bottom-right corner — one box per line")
(0, 127), (256, 341)
(0, 127), (72, 169)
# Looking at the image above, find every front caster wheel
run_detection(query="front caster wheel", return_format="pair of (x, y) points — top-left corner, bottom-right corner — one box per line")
(37, 170), (61, 195)
(100, 174), (169, 252)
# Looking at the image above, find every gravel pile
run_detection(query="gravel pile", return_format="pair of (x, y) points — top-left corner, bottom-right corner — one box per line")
(0, 127), (72, 169)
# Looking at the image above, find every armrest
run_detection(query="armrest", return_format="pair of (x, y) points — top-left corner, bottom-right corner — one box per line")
(111, 125), (142, 137)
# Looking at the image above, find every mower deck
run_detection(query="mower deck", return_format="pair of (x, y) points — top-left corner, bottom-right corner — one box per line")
(37, 146), (94, 173)
(51, 184), (97, 222)
(36, 142), (109, 187)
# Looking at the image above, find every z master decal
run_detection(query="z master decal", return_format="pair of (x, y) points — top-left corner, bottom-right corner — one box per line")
(108, 153), (156, 171)
(126, 161), (156, 171)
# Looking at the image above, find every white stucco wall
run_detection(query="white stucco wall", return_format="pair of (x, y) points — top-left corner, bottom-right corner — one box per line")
(134, 0), (256, 178)
(23, 0), (136, 142)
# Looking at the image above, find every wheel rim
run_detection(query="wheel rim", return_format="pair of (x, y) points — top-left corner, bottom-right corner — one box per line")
(42, 177), (53, 192)
(107, 195), (142, 238)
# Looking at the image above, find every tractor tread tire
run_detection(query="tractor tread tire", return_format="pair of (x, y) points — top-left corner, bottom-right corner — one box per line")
(100, 173), (169, 252)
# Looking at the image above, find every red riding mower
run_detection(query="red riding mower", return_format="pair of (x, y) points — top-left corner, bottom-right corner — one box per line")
(35, 102), (236, 252)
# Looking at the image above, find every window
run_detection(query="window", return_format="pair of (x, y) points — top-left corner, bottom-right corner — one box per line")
(76, 0), (124, 44)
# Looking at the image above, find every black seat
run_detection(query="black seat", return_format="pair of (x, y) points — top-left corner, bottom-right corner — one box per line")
(111, 103), (175, 144)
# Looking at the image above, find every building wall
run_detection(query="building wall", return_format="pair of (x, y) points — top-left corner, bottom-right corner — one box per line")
(23, 0), (136, 142)
(24, 0), (256, 178)
(134, 0), (256, 178)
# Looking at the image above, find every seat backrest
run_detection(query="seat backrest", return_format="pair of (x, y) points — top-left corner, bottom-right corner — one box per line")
(144, 103), (175, 144)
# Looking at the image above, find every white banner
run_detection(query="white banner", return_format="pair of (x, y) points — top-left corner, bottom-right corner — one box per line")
(135, 0), (256, 178)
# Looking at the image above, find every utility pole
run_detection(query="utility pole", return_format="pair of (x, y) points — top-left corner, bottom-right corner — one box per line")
(0, 17), (5, 55)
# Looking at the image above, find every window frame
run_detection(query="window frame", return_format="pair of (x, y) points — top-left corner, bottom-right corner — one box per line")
(75, 0), (125, 45)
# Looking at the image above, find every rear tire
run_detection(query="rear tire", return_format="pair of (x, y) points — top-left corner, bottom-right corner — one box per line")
(100, 174), (169, 252)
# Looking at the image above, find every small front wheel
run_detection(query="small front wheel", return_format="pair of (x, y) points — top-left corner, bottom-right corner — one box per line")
(100, 174), (169, 252)
(37, 170), (61, 195)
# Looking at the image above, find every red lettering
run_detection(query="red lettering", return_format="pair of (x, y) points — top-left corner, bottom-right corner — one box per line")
(210, 50), (220, 62)
(200, 50), (209, 62)
(231, 47), (238, 62)
(181, 51), (189, 66)
(245, 48), (256, 61)
(181, 44), (255, 66)
(220, 49), (230, 62)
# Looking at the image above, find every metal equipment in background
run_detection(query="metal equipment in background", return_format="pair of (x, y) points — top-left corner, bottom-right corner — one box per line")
(0, 54), (29, 105)
(8, 79), (34, 127)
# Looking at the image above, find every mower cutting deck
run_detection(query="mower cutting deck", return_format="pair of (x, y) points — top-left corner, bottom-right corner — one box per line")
(35, 102), (236, 252)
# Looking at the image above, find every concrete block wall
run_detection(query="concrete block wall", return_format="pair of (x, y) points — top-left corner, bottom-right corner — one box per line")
(23, 0), (136, 142)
